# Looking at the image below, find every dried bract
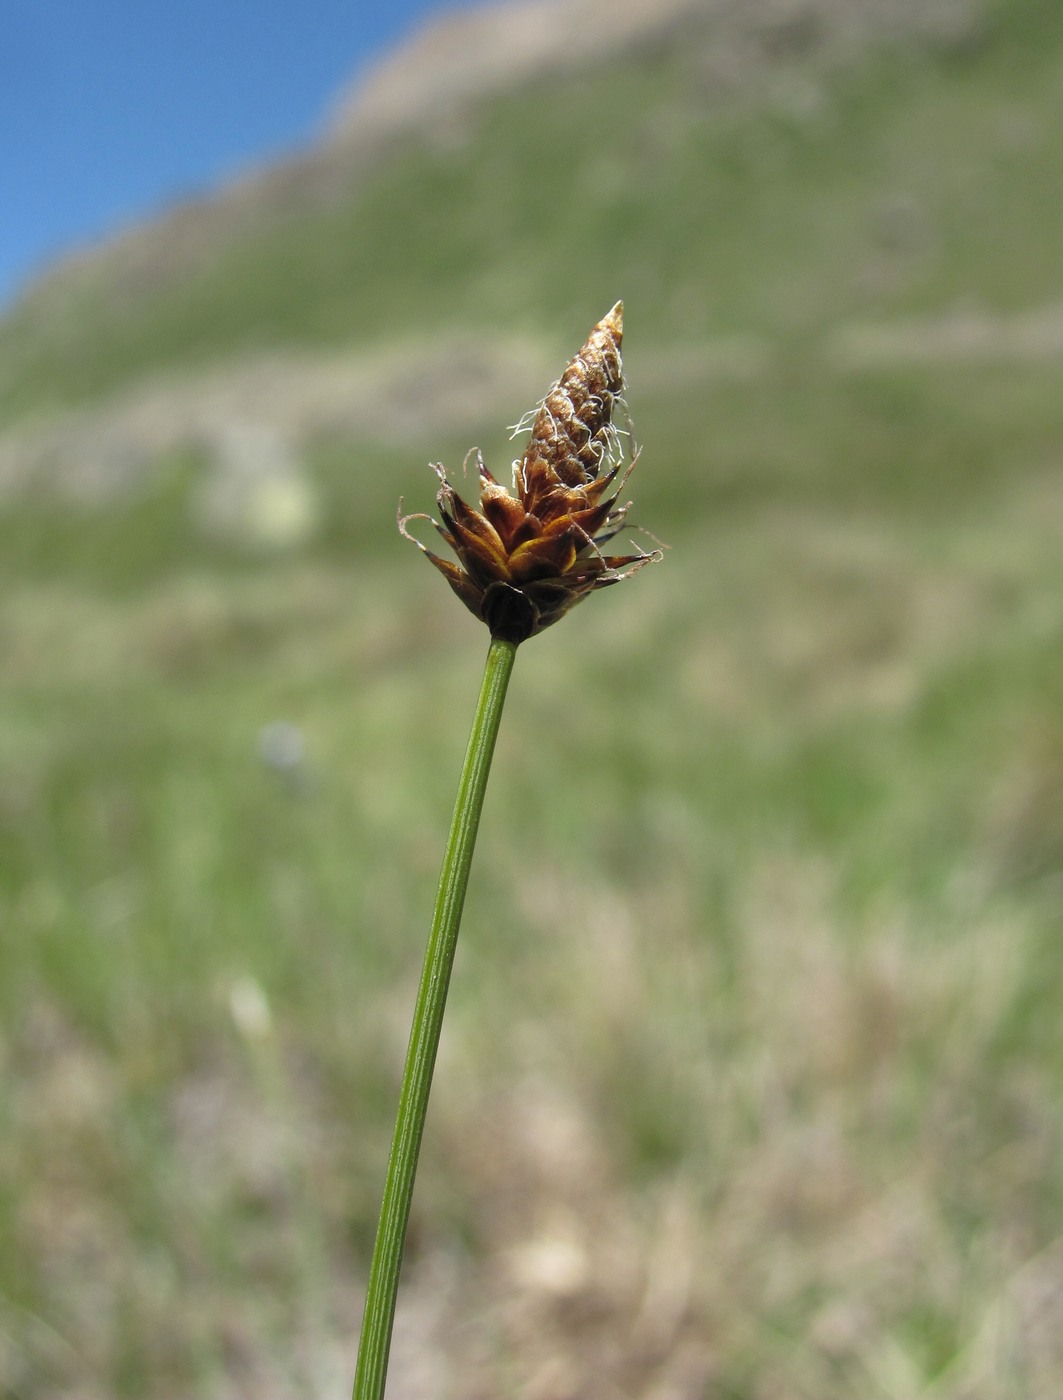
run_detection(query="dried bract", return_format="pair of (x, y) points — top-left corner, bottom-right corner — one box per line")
(401, 302), (659, 644)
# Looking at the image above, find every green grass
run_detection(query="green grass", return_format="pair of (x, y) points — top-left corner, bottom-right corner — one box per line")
(2, 350), (1062, 1393)
(3, 0), (1063, 1392)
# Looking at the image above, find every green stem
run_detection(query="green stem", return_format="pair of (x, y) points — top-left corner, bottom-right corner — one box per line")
(353, 635), (518, 1400)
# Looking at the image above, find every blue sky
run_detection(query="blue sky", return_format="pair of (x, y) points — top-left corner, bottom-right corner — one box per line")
(1, 0), (472, 309)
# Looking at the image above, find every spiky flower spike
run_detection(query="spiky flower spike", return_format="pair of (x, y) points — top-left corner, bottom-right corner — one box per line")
(402, 302), (659, 645)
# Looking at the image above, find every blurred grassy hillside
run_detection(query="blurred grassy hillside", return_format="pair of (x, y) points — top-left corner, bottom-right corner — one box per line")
(2, 0), (1063, 1396)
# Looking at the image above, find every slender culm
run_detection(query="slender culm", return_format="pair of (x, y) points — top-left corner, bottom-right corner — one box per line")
(354, 306), (659, 1400)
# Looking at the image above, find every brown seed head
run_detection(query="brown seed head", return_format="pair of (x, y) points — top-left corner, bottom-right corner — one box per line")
(518, 301), (625, 501)
(401, 302), (659, 645)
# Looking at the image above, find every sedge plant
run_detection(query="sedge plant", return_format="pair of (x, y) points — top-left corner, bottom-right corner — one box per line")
(352, 303), (659, 1399)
